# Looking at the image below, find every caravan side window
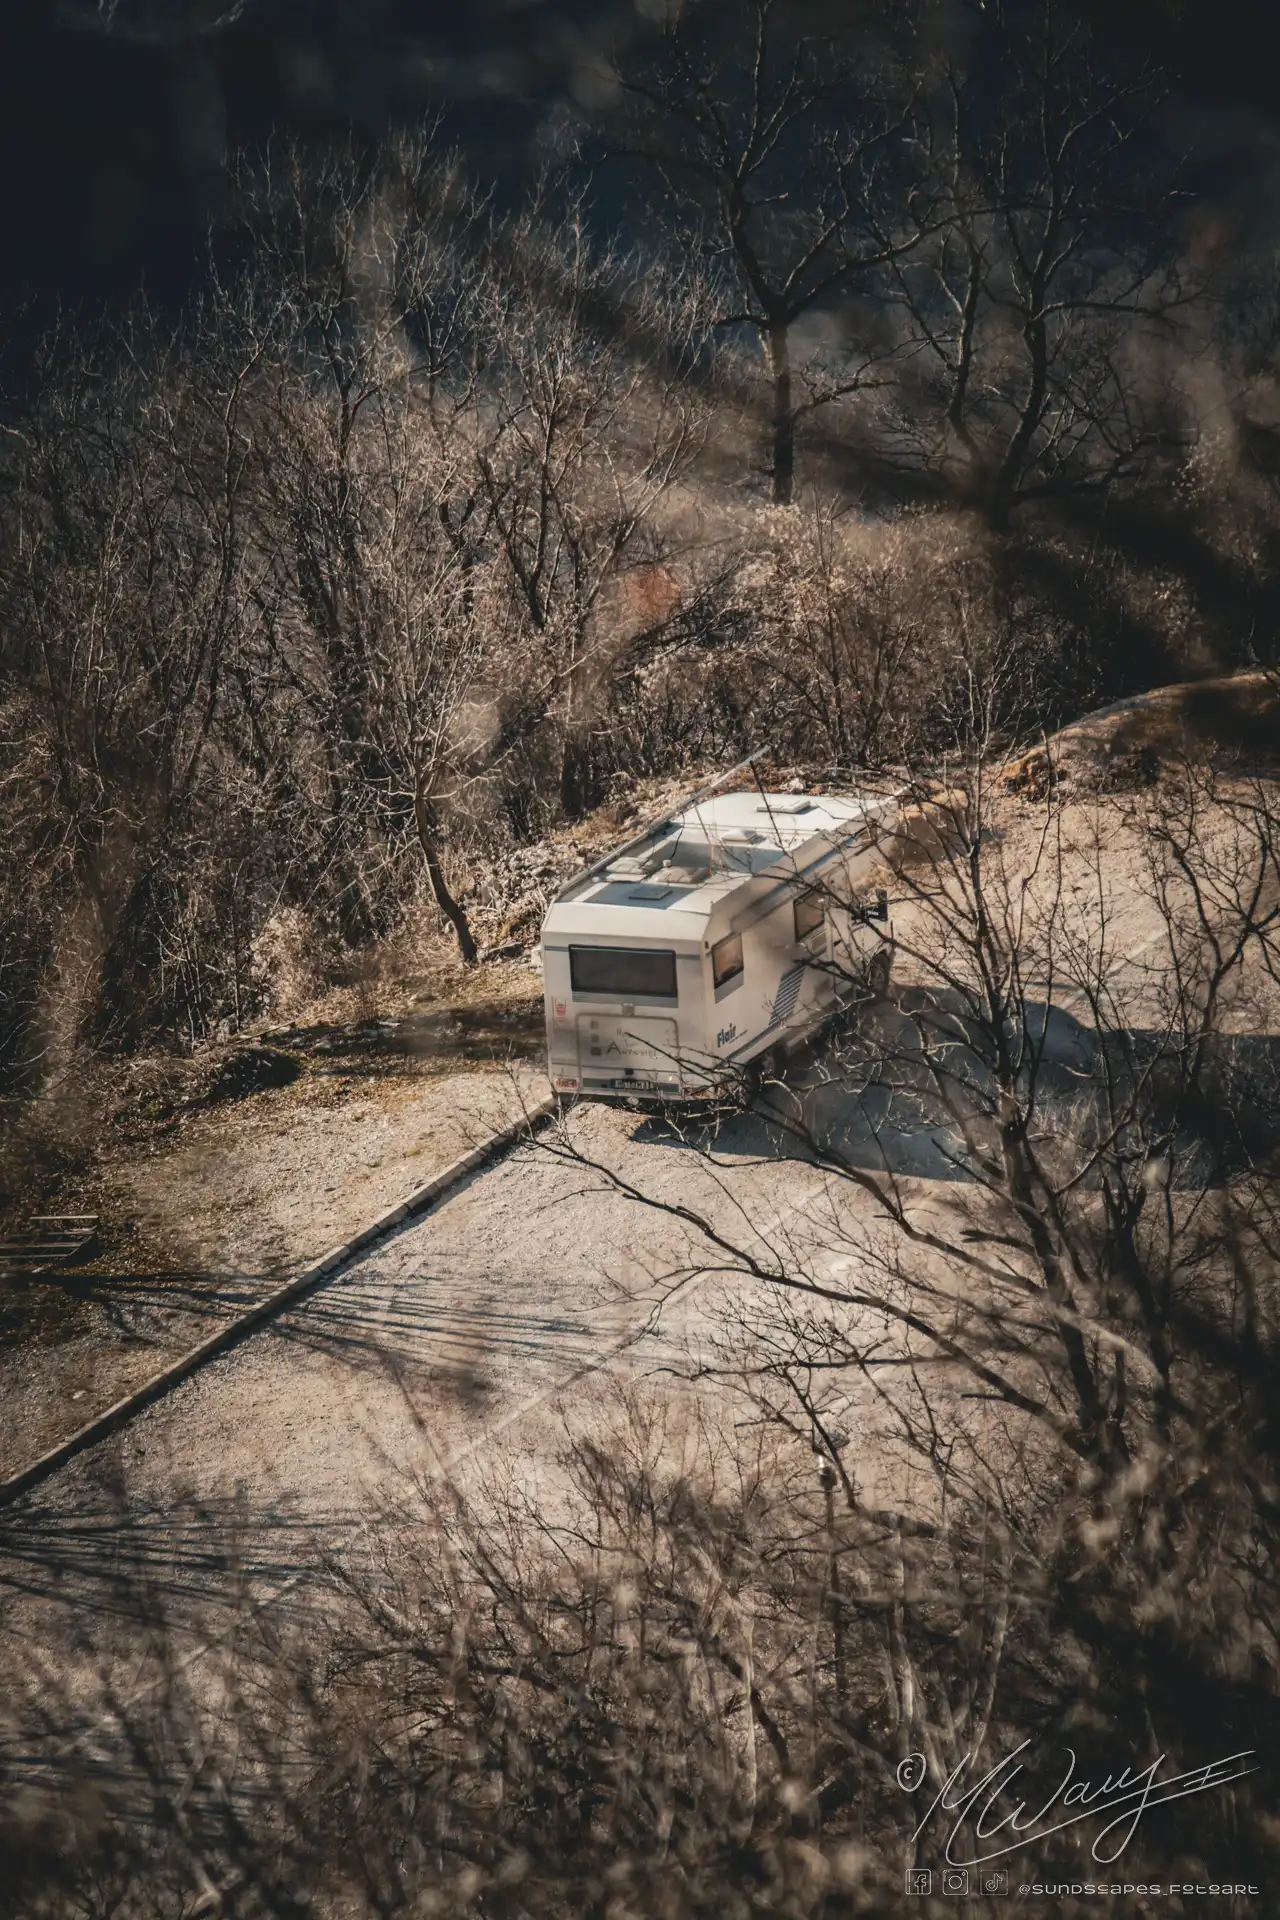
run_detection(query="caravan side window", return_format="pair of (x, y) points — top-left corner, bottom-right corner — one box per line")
(794, 889), (825, 940)
(711, 933), (744, 989)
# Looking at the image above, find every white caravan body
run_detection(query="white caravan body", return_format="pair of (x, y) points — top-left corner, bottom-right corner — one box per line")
(541, 788), (898, 1105)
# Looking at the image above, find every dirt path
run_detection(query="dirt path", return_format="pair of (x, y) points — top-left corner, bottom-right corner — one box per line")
(0, 1092), (949, 1639)
(0, 968), (547, 1480)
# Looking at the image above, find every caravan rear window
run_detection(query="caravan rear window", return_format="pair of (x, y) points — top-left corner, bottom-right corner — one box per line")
(569, 946), (678, 999)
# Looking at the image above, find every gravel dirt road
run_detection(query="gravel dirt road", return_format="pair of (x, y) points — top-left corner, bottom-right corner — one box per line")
(0, 1080), (959, 1631)
(5, 784), (1276, 1648)
(0, 1003), (545, 1478)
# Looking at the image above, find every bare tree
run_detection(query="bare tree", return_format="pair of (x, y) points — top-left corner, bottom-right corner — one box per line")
(0, 1392), (1027, 1918)
(0, 291), (275, 1053)
(217, 139), (500, 957)
(530, 734), (1280, 1886)
(883, 0), (1197, 523)
(467, 199), (711, 818)
(596, 0), (930, 505)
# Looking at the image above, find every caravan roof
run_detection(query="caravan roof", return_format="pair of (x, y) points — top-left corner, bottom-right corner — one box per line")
(546, 790), (891, 944)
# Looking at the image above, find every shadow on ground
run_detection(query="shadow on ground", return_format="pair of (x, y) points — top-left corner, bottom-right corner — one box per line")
(0, 1472), (335, 1624)
(0, 1267), (294, 1352)
(633, 989), (1280, 1185)
(264, 998), (545, 1078)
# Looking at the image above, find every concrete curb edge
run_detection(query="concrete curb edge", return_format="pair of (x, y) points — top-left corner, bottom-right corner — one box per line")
(0, 1094), (559, 1511)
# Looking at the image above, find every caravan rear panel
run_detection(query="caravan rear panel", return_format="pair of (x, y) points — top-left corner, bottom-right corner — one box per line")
(540, 788), (900, 1105)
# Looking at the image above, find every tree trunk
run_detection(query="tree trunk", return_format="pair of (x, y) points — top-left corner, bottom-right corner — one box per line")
(991, 295), (1049, 528)
(768, 320), (794, 507)
(413, 778), (478, 964)
(559, 734), (594, 821)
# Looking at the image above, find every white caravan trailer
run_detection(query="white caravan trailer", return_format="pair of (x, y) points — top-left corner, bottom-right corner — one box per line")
(540, 779), (900, 1107)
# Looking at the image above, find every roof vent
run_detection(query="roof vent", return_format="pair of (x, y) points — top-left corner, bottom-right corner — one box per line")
(608, 844), (673, 883)
(627, 884), (674, 901)
(758, 797), (814, 816)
